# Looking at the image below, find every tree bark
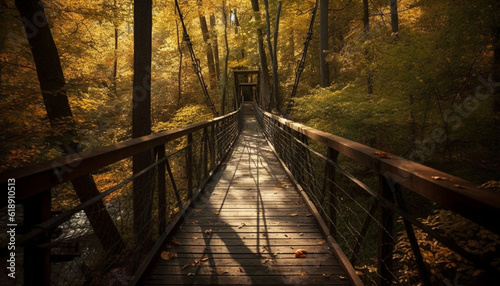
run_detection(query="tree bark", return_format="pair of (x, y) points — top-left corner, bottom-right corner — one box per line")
(272, 2), (282, 112)
(176, 17), (183, 108)
(363, 0), (373, 94)
(221, 0), (230, 114)
(319, 0), (330, 87)
(210, 14), (220, 82)
(390, 0), (399, 36)
(251, 0), (272, 110)
(15, 0), (125, 257)
(111, 0), (118, 95)
(198, 4), (217, 89)
(132, 0), (153, 245)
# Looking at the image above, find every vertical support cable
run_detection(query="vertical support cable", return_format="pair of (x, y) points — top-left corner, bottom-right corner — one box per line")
(325, 147), (339, 238)
(203, 128), (209, 178)
(186, 133), (193, 198)
(156, 145), (167, 234)
(285, 0), (319, 117)
(378, 175), (394, 286)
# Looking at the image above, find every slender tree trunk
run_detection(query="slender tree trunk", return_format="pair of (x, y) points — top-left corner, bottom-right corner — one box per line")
(198, 3), (217, 90)
(390, 0), (399, 36)
(251, 0), (272, 110)
(111, 0), (118, 95)
(319, 0), (330, 87)
(112, 25), (118, 94)
(15, 0), (125, 257)
(176, 17), (183, 108)
(210, 14), (220, 82)
(221, 0), (230, 115)
(263, 0), (280, 111)
(132, 0), (153, 246)
(363, 0), (373, 94)
(272, 2), (282, 112)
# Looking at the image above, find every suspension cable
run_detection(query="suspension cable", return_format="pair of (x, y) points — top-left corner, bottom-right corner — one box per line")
(284, 0), (318, 117)
(175, 0), (219, 117)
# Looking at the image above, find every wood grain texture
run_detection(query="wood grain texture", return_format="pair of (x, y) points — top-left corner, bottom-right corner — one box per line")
(141, 103), (353, 285)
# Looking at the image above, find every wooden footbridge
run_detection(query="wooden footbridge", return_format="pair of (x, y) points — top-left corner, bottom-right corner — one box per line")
(1, 73), (500, 285)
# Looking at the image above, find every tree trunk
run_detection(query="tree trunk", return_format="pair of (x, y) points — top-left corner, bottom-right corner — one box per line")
(319, 0), (330, 88)
(198, 8), (217, 89)
(221, 0), (230, 114)
(15, 0), (125, 257)
(111, 0), (118, 95)
(176, 17), (183, 108)
(390, 0), (399, 36)
(251, 0), (272, 110)
(132, 0), (153, 246)
(210, 14), (220, 82)
(112, 25), (118, 95)
(363, 0), (373, 94)
(272, 2), (282, 112)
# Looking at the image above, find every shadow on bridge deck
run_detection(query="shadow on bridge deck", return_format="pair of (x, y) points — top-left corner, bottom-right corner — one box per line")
(142, 103), (351, 285)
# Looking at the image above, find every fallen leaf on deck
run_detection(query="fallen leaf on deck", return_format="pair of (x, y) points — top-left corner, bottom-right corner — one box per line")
(306, 214), (313, 217)
(299, 232), (304, 236)
(161, 251), (177, 260)
(374, 151), (392, 159)
(318, 241), (325, 245)
(290, 213), (298, 217)
(214, 211), (220, 215)
(295, 249), (307, 258)
(356, 271), (364, 276)
(187, 273), (195, 276)
(301, 271), (307, 276)
(181, 264), (190, 270)
(204, 229), (213, 235)
(170, 238), (181, 246)
(339, 275), (347, 280)
(284, 234), (288, 237)
(238, 223), (246, 229)
(194, 209), (202, 212)
(201, 257), (209, 262)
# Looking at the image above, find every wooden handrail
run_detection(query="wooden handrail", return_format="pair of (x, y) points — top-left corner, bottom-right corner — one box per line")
(0, 108), (240, 204)
(259, 108), (500, 235)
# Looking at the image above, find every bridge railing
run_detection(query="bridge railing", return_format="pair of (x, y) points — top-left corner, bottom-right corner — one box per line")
(0, 107), (244, 286)
(255, 104), (500, 285)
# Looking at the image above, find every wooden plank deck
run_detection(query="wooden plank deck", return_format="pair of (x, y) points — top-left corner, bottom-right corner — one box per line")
(142, 103), (352, 285)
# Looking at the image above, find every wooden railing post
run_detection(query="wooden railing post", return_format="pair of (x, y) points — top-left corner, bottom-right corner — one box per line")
(210, 125), (215, 171)
(186, 133), (193, 198)
(203, 128), (208, 178)
(378, 175), (394, 286)
(23, 190), (51, 286)
(156, 145), (166, 235)
(326, 147), (339, 238)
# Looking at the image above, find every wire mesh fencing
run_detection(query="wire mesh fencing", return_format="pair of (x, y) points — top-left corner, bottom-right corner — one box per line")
(0, 108), (243, 286)
(254, 104), (500, 285)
